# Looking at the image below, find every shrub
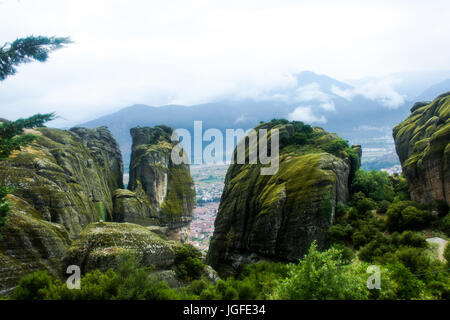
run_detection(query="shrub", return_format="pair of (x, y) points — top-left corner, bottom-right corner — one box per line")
(386, 262), (425, 299)
(440, 214), (450, 237)
(356, 197), (377, 216)
(174, 244), (205, 282)
(351, 170), (394, 202)
(323, 138), (349, 156)
(377, 200), (391, 214)
(274, 243), (369, 300)
(386, 201), (432, 232)
(444, 243), (450, 266)
(397, 231), (427, 248)
(12, 270), (53, 300)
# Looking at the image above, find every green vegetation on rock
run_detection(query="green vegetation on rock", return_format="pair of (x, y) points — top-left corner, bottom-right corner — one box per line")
(393, 92), (450, 204)
(207, 119), (361, 274)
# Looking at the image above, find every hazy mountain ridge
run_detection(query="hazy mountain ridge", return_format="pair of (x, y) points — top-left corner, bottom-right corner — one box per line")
(79, 71), (419, 169)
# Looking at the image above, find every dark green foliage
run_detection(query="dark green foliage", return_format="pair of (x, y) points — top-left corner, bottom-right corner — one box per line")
(351, 170), (395, 202)
(386, 201), (432, 232)
(0, 36), (71, 80)
(433, 200), (449, 217)
(274, 243), (369, 300)
(355, 197), (377, 216)
(18, 252), (184, 300)
(278, 120), (314, 147)
(386, 262), (425, 299)
(444, 243), (450, 266)
(377, 200), (391, 214)
(440, 214), (450, 237)
(389, 174), (411, 202)
(187, 261), (289, 300)
(326, 224), (350, 244)
(174, 244), (205, 282)
(329, 243), (355, 264)
(12, 270), (53, 300)
(0, 113), (56, 159)
(322, 138), (349, 156)
(393, 231), (427, 248)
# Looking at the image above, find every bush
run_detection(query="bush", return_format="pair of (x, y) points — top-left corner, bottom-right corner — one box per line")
(440, 214), (450, 237)
(352, 170), (394, 202)
(444, 243), (450, 266)
(386, 201), (432, 232)
(174, 244), (205, 282)
(274, 243), (369, 300)
(17, 252), (183, 300)
(356, 197), (377, 216)
(386, 262), (425, 299)
(12, 270), (53, 300)
(323, 138), (349, 156)
(397, 231), (427, 248)
(377, 200), (391, 214)
(326, 224), (349, 244)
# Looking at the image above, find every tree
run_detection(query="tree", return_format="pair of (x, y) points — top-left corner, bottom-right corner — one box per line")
(0, 36), (71, 80)
(274, 242), (369, 299)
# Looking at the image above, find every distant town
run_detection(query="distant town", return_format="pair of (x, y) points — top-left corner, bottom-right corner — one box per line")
(189, 164), (228, 252)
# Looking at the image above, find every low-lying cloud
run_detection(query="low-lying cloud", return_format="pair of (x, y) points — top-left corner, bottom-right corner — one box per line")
(288, 106), (327, 124)
(331, 78), (406, 109)
(294, 82), (336, 111)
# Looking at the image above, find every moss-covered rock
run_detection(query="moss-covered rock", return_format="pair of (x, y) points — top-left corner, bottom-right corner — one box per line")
(207, 120), (360, 275)
(0, 195), (69, 296)
(0, 126), (124, 238)
(393, 92), (450, 204)
(63, 222), (182, 274)
(127, 126), (196, 242)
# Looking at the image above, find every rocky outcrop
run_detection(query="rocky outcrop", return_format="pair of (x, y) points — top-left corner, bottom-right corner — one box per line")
(63, 222), (182, 273)
(207, 120), (360, 275)
(112, 185), (159, 226)
(126, 126), (196, 242)
(393, 92), (450, 204)
(0, 195), (70, 295)
(0, 127), (124, 238)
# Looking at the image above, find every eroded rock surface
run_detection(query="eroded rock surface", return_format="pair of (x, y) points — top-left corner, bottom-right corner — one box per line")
(393, 92), (450, 204)
(0, 126), (124, 238)
(126, 126), (196, 242)
(207, 120), (360, 274)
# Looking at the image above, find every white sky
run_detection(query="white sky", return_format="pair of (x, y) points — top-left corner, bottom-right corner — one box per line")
(1, 0), (450, 126)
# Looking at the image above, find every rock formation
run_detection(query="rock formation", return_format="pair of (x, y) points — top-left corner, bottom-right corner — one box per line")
(393, 92), (450, 204)
(125, 126), (196, 242)
(0, 195), (70, 295)
(64, 222), (181, 273)
(0, 126), (124, 238)
(207, 120), (360, 275)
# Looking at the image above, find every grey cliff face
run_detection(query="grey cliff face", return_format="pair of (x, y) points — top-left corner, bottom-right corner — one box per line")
(207, 122), (359, 275)
(393, 92), (450, 204)
(0, 126), (124, 239)
(126, 126), (196, 242)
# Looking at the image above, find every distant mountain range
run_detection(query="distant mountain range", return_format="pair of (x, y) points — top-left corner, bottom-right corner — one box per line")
(79, 71), (449, 170)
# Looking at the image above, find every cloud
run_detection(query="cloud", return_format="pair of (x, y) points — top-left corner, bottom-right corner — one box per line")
(288, 106), (327, 124)
(294, 82), (336, 111)
(234, 114), (247, 124)
(331, 78), (406, 109)
(1, 0), (450, 125)
(353, 125), (391, 132)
